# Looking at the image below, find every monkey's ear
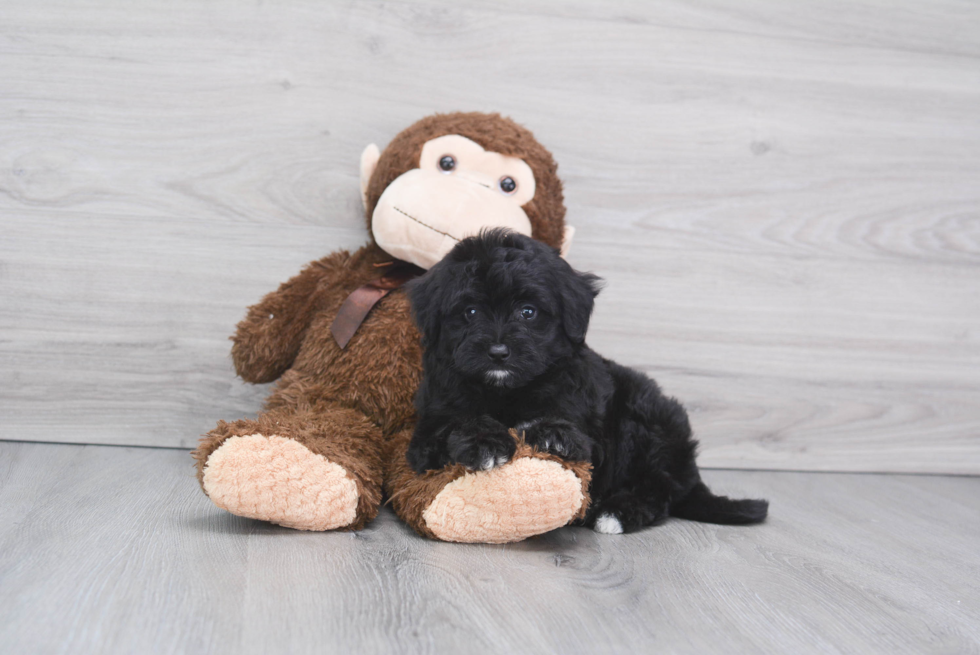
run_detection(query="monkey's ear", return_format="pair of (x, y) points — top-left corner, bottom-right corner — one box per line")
(559, 225), (575, 259)
(360, 143), (381, 210)
(558, 265), (602, 344)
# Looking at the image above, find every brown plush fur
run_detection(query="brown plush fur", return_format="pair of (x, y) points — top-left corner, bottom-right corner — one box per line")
(192, 243), (417, 530)
(193, 112), (586, 538)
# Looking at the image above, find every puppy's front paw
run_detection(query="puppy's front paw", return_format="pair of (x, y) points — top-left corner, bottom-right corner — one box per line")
(520, 419), (591, 461)
(406, 441), (449, 475)
(447, 417), (516, 471)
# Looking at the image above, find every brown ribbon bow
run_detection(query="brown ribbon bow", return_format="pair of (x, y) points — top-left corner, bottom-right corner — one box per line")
(330, 261), (423, 349)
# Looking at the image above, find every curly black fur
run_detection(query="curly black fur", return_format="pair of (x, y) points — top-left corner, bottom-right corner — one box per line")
(406, 229), (768, 533)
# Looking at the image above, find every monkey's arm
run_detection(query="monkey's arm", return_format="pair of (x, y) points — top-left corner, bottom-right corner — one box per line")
(231, 256), (340, 383)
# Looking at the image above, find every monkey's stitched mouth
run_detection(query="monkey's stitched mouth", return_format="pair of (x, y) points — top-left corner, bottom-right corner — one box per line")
(393, 207), (460, 242)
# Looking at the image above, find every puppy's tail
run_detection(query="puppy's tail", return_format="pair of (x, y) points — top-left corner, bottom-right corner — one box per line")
(670, 482), (768, 525)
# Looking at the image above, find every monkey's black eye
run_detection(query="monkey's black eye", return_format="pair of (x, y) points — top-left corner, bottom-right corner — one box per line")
(464, 307), (477, 320)
(499, 176), (517, 194)
(519, 305), (536, 320)
(439, 155), (456, 173)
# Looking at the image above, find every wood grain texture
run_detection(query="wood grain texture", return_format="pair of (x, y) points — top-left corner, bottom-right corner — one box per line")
(1, 441), (978, 654)
(0, 0), (978, 472)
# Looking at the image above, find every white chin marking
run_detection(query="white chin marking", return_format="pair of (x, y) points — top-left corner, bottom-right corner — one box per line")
(594, 513), (624, 535)
(485, 370), (511, 386)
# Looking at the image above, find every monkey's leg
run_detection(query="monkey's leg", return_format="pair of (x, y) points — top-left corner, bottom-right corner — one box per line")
(192, 406), (382, 531)
(385, 427), (592, 543)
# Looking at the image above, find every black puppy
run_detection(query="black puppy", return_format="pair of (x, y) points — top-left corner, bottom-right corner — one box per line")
(406, 229), (768, 534)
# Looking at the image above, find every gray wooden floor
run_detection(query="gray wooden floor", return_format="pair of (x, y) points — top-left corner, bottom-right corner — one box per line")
(1, 441), (977, 655)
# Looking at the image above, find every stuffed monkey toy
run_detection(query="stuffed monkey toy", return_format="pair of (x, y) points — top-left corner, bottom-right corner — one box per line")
(192, 112), (591, 543)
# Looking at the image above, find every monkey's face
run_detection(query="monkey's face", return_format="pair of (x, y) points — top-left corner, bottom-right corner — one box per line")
(365, 135), (537, 269)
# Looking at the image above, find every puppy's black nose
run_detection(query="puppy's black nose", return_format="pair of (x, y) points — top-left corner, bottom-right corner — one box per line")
(488, 343), (510, 361)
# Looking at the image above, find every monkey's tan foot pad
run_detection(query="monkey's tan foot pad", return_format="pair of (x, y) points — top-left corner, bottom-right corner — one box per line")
(422, 457), (586, 544)
(201, 434), (359, 531)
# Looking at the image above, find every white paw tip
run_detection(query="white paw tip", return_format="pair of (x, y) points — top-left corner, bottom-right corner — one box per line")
(594, 513), (624, 535)
(481, 456), (496, 471)
(495, 455), (509, 467)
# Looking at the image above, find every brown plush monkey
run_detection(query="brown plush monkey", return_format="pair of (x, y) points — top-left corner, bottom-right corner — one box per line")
(192, 112), (591, 543)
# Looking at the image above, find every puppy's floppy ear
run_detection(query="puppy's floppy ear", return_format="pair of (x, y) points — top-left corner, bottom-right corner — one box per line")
(406, 261), (449, 347)
(556, 262), (602, 344)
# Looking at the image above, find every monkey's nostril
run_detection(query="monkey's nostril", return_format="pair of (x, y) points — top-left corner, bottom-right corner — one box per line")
(488, 344), (510, 361)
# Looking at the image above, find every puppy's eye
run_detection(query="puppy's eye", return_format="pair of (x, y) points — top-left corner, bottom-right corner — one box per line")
(464, 307), (477, 319)
(499, 176), (517, 194)
(439, 155), (456, 173)
(520, 306), (536, 320)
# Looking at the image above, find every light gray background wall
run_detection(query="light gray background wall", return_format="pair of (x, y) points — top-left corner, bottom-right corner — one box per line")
(2, 0), (978, 473)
